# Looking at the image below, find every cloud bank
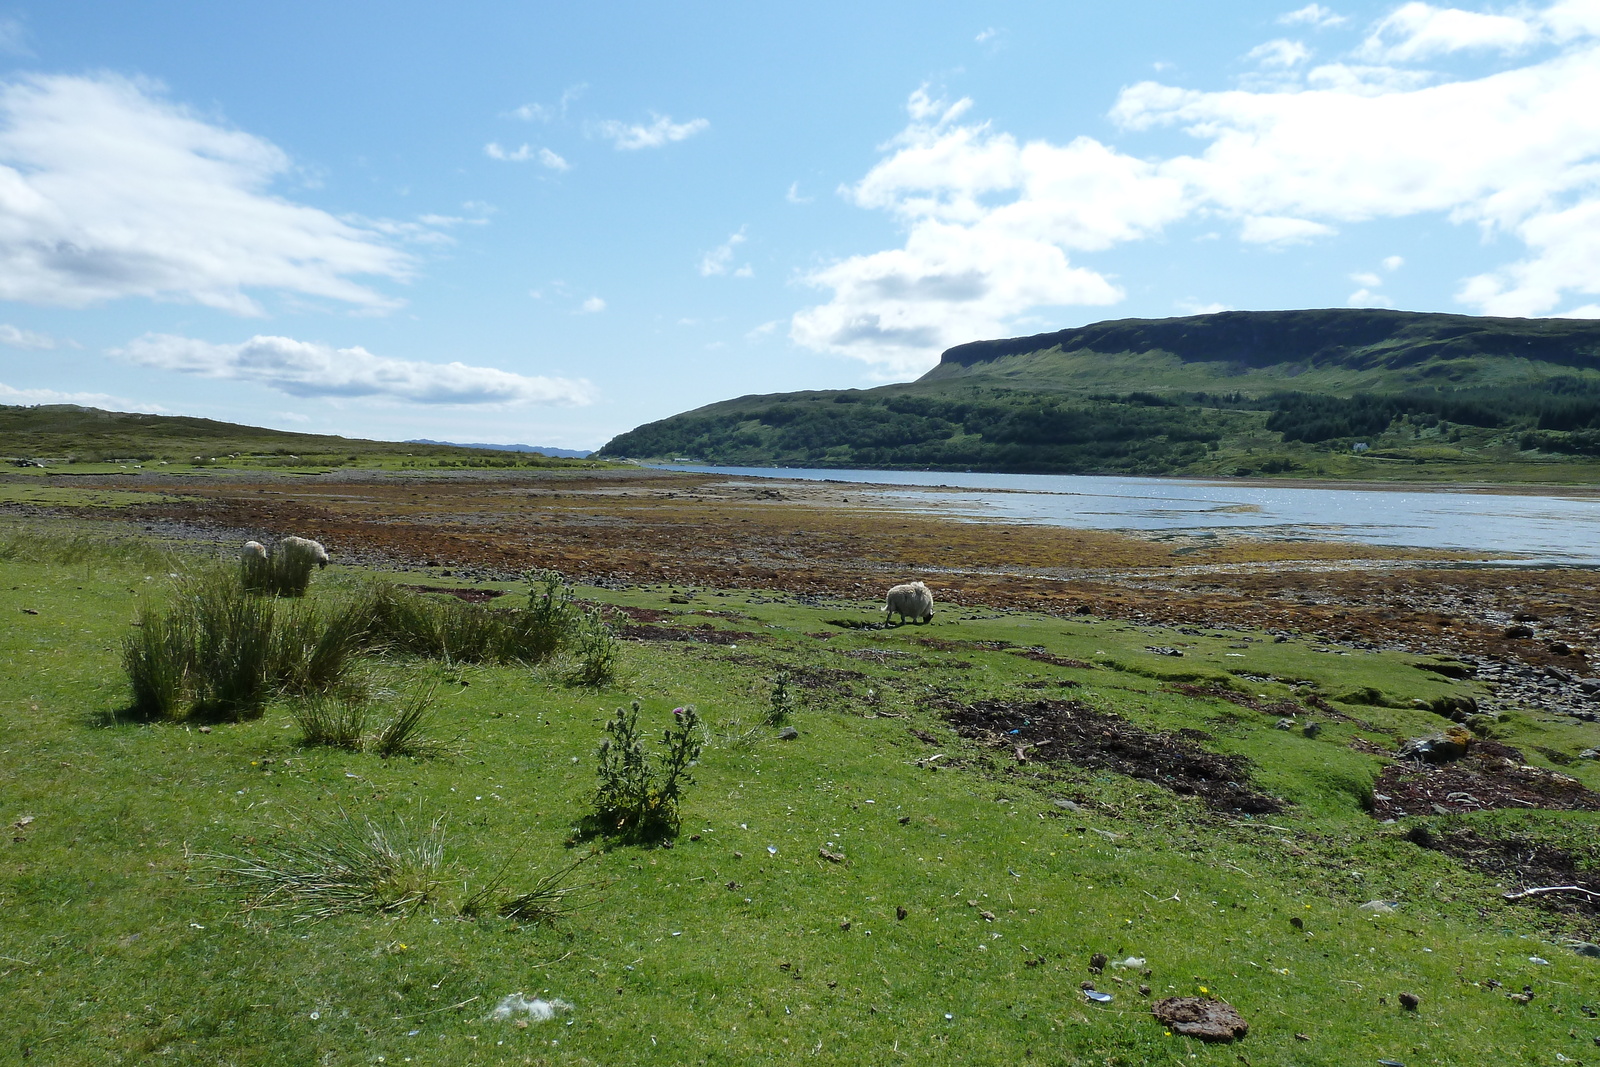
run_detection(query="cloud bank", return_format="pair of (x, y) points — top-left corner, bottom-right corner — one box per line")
(793, 2), (1600, 374)
(0, 73), (417, 315)
(116, 334), (594, 406)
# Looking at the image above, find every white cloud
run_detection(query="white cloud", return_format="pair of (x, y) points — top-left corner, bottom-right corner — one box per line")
(1360, 3), (1541, 61)
(114, 334), (594, 406)
(745, 319), (780, 340)
(579, 296), (605, 313)
(485, 141), (533, 161)
(0, 73), (414, 315)
(1248, 39), (1312, 67)
(1176, 300), (1233, 315)
(700, 229), (750, 276)
(786, 181), (813, 204)
(1382, 254), (1406, 270)
(1279, 4), (1346, 28)
(508, 84), (586, 123)
(1349, 270), (1383, 286)
(0, 381), (156, 410)
(1347, 287), (1394, 306)
(596, 112), (709, 150)
(0, 324), (58, 349)
(485, 142), (569, 170)
(793, 8), (1600, 372)
(975, 27), (1000, 43)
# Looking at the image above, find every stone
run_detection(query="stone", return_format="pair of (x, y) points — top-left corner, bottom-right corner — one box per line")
(1399, 991), (1420, 1011)
(1398, 727), (1472, 763)
(1503, 625), (1535, 639)
(777, 726), (799, 740)
(1151, 997), (1250, 1042)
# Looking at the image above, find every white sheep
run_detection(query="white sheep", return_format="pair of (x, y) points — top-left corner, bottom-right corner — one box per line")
(269, 535), (331, 595)
(884, 581), (934, 625)
(240, 540), (271, 590)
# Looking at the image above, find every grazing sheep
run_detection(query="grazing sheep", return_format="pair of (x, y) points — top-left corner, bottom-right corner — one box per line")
(240, 540), (271, 590)
(884, 581), (934, 625)
(269, 535), (331, 596)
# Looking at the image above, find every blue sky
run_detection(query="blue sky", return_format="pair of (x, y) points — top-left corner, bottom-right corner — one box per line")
(0, 1), (1597, 449)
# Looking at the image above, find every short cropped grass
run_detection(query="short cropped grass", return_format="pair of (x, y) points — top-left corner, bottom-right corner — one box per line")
(3, 531), (1599, 1065)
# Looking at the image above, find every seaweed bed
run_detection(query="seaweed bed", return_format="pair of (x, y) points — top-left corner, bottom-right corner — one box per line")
(1371, 743), (1600, 819)
(945, 697), (1285, 814)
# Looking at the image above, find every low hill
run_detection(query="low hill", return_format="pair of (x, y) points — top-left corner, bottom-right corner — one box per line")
(0, 404), (603, 470)
(598, 309), (1600, 482)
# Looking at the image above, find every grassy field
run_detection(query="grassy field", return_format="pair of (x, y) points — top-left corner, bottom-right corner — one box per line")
(3, 524), (1598, 1065)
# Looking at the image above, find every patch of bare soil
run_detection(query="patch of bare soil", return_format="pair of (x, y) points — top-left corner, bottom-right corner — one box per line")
(1371, 744), (1600, 819)
(617, 623), (762, 645)
(945, 698), (1284, 814)
(1008, 648), (1096, 669)
(1410, 824), (1600, 921)
(401, 585), (507, 603)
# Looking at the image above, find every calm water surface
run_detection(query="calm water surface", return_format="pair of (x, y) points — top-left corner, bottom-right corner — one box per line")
(655, 465), (1600, 565)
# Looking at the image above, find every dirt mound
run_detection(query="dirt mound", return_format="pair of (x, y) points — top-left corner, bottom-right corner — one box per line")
(945, 698), (1283, 814)
(1372, 748), (1600, 819)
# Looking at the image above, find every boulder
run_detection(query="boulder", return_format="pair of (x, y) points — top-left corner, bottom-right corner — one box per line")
(1398, 726), (1473, 763)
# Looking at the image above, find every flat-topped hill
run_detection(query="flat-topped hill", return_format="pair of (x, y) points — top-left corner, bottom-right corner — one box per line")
(599, 309), (1600, 481)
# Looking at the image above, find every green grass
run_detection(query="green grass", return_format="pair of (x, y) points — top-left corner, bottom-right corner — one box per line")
(2, 527), (1599, 1064)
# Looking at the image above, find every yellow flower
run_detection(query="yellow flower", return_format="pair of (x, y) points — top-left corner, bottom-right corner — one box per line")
(1199, 986), (1209, 994)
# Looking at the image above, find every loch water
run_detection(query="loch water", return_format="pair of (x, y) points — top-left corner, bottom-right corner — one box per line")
(654, 465), (1600, 566)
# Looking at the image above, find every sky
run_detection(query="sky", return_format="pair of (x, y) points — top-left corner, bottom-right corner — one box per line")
(0, 1), (1598, 450)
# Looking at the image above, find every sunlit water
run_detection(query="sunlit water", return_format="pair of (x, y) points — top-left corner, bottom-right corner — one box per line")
(653, 465), (1600, 565)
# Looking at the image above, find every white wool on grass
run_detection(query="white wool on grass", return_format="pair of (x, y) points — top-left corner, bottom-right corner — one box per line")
(487, 994), (573, 1022)
(241, 540), (267, 560)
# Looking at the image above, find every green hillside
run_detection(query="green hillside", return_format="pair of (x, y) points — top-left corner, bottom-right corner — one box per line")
(0, 404), (608, 472)
(598, 309), (1600, 482)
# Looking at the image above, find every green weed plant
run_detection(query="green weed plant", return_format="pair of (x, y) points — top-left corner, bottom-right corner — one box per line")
(589, 701), (703, 841)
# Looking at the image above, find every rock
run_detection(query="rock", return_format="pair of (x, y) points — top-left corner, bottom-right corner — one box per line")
(1398, 727), (1472, 763)
(1571, 941), (1600, 958)
(1302, 722), (1322, 738)
(1151, 997), (1250, 1042)
(818, 848), (845, 863)
(896, 906), (908, 921)
(1580, 748), (1599, 761)
(1274, 717), (1296, 730)
(777, 726), (799, 740)
(1399, 991), (1420, 1011)
(1089, 952), (1108, 972)
(1504, 625), (1535, 639)
(1464, 713), (1501, 736)
(1429, 695), (1478, 722)
(1548, 642), (1574, 657)
(1578, 678), (1600, 694)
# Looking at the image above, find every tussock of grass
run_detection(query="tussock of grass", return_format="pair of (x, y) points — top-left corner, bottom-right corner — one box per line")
(459, 853), (598, 923)
(206, 811), (447, 921)
(289, 694), (367, 749)
(346, 571), (581, 665)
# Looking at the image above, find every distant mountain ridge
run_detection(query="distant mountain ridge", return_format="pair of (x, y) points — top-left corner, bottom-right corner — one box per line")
(406, 439), (592, 458)
(597, 308), (1600, 482)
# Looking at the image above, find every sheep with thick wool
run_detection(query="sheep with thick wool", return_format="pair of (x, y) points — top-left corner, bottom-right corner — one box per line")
(238, 536), (329, 594)
(884, 581), (934, 625)
(240, 540), (271, 590)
